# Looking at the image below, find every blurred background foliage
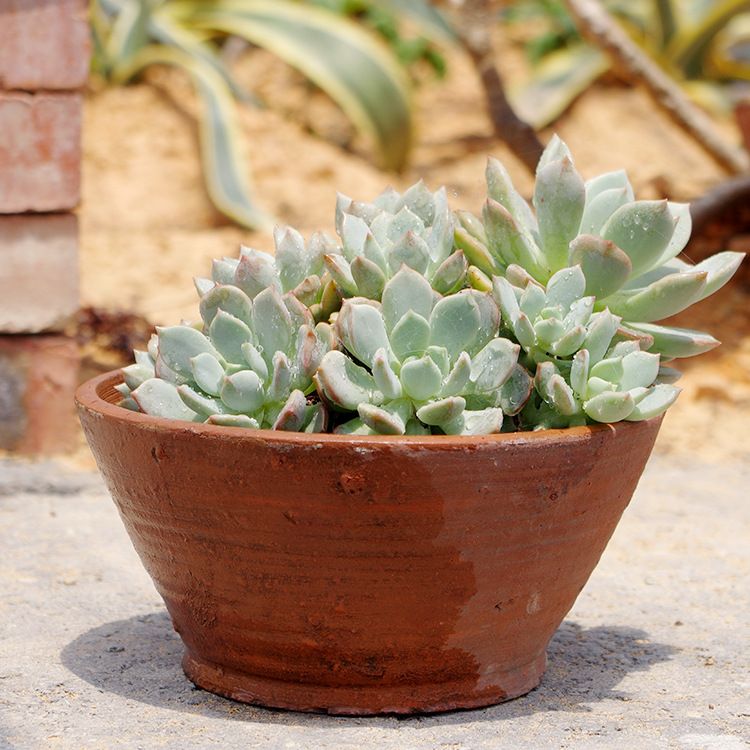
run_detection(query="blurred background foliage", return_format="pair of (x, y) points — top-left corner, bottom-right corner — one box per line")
(90, 0), (750, 230)
(504, 0), (750, 127)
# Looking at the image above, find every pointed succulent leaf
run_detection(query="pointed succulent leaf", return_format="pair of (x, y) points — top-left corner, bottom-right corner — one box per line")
(337, 300), (390, 367)
(533, 156), (586, 272)
(400, 355), (443, 401)
(483, 199), (547, 278)
(390, 309), (431, 361)
(494, 364), (531, 415)
(220, 369), (265, 413)
(545, 265), (586, 309)
(565, 296), (595, 328)
(177, 384), (226, 417)
(691, 251), (745, 301)
(397, 180), (436, 225)
(267, 351), (293, 403)
(122, 363), (154, 391)
(190, 351), (225, 396)
(651, 202), (692, 267)
(212, 258), (239, 285)
(486, 156), (528, 220)
(568, 234), (632, 300)
(241, 342), (269, 381)
(626, 384), (681, 420)
(469, 265), (493, 292)
(518, 281), (547, 320)
(584, 390), (635, 422)
(440, 352), (472, 397)
(590, 356), (625, 384)
(199, 284), (254, 327)
(282, 290), (315, 332)
(537, 134), (572, 173)
(358, 401), (410, 435)
(579, 186), (632, 236)
(626, 322), (719, 359)
(416, 396), (466, 427)
(234, 251), (279, 299)
(372, 185), (400, 213)
(388, 207), (425, 242)
(324, 252), (359, 296)
(470, 338), (519, 392)
(158, 325), (222, 377)
(131, 378), (199, 421)
(601, 200), (676, 279)
(381, 265), (434, 332)
(252, 286), (293, 365)
(271, 389), (308, 431)
(512, 311), (537, 349)
(533, 316), (565, 349)
(361, 232), (388, 274)
(333, 417), (377, 435)
(387, 231), (431, 276)
(313, 350), (377, 411)
(550, 376), (578, 416)
(209, 310), (253, 364)
(619, 350), (660, 391)
(454, 226), (499, 276)
(295, 324), (328, 381)
(456, 209), (489, 244)
(308, 231), (338, 274)
(583, 309), (620, 363)
(492, 275), (520, 321)
(208, 413), (260, 429)
(154, 353), (189, 386)
(586, 376), (615, 400)
(372, 347), (402, 400)
(429, 292), (481, 361)
(431, 250), (468, 295)
(570, 349), (590, 398)
(351, 255), (386, 299)
(302, 402), (327, 434)
(340, 212), (371, 261)
(550, 324), (587, 357)
(606, 270), (708, 322)
(584, 169), (633, 203)
(274, 226), (309, 291)
(194, 277), (215, 298)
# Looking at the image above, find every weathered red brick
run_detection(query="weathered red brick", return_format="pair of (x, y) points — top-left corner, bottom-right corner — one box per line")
(0, 0), (91, 91)
(0, 334), (80, 455)
(0, 213), (79, 333)
(0, 91), (83, 213)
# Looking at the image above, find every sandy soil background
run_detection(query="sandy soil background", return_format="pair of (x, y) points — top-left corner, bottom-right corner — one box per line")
(76, 39), (750, 464)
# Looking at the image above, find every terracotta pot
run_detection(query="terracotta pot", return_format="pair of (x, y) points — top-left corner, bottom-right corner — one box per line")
(76, 370), (662, 715)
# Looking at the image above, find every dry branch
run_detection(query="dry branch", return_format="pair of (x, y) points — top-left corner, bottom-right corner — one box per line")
(455, 0), (544, 173)
(561, 0), (749, 174)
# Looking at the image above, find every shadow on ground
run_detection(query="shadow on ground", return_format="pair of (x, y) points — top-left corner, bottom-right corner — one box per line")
(61, 609), (675, 726)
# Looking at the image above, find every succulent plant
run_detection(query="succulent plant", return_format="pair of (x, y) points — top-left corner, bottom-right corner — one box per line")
(119, 135), (743, 434)
(118, 284), (333, 431)
(313, 265), (521, 435)
(456, 135), (744, 361)
(324, 180), (468, 300)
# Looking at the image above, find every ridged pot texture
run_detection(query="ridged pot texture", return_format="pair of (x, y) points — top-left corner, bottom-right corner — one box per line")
(76, 370), (662, 715)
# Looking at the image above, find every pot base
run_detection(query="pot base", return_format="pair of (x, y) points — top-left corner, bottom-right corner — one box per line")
(182, 649), (547, 715)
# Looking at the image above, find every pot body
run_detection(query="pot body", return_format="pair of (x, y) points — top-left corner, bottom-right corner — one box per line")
(76, 371), (662, 715)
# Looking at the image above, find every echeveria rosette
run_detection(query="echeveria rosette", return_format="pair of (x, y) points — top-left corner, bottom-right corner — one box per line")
(459, 135), (745, 362)
(492, 265), (681, 428)
(313, 265), (521, 435)
(195, 224), (341, 324)
(324, 180), (468, 301)
(118, 285), (333, 432)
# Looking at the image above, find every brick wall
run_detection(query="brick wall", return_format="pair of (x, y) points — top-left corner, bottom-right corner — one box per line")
(0, 0), (90, 454)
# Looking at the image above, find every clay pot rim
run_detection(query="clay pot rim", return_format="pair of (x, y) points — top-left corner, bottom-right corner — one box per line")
(76, 369), (648, 448)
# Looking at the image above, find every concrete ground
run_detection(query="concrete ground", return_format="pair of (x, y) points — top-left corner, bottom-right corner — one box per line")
(1, 446), (749, 750)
